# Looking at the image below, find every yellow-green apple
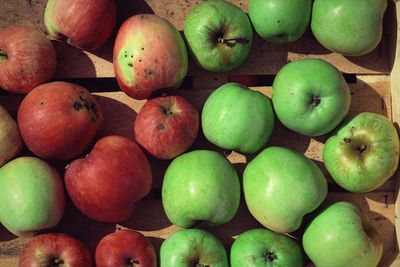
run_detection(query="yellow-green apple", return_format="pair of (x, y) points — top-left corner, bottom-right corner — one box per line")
(201, 83), (274, 153)
(160, 229), (228, 267)
(323, 112), (399, 192)
(162, 150), (240, 228)
(44, 0), (116, 50)
(0, 157), (65, 237)
(183, 0), (253, 72)
(230, 228), (303, 267)
(113, 14), (188, 100)
(311, 0), (387, 56)
(248, 0), (311, 43)
(243, 146), (327, 233)
(18, 233), (92, 267)
(303, 201), (383, 267)
(65, 135), (152, 222)
(134, 95), (199, 160)
(17, 81), (103, 161)
(0, 105), (22, 166)
(95, 229), (157, 267)
(0, 26), (56, 94)
(272, 58), (351, 136)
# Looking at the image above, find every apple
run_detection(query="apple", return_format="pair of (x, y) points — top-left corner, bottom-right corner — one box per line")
(201, 82), (274, 154)
(160, 228), (228, 267)
(0, 157), (65, 237)
(114, 14), (188, 100)
(0, 26), (56, 94)
(248, 0), (311, 43)
(183, 0), (253, 72)
(243, 146), (327, 233)
(95, 229), (157, 267)
(17, 81), (104, 161)
(134, 95), (199, 160)
(323, 112), (399, 192)
(44, 0), (116, 50)
(65, 135), (152, 222)
(0, 105), (23, 167)
(311, 0), (387, 56)
(230, 228), (303, 267)
(18, 233), (92, 267)
(272, 58), (351, 136)
(162, 150), (240, 228)
(303, 201), (383, 267)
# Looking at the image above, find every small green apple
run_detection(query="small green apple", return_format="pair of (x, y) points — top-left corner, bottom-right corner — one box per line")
(0, 105), (22, 166)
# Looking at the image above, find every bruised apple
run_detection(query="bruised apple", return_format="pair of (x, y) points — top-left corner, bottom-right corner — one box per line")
(17, 81), (103, 161)
(0, 105), (23, 166)
(65, 135), (153, 222)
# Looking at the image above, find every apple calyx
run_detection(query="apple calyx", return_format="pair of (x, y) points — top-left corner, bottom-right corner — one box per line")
(128, 258), (140, 266)
(263, 251), (277, 262)
(310, 95), (321, 107)
(343, 138), (368, 154)
(194, 263), (209, 267)
(217, 37), (249, 48)
(52, 257), (64, 266)
(0, 49), (7, 63)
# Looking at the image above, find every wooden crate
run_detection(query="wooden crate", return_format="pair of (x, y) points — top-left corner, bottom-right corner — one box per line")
(0, 0), (399, 266)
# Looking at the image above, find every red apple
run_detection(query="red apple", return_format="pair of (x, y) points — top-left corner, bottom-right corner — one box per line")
(65, 135), (153, 222)
(134, 95), (199, 160)
(18, 233), (92, 267)
(95, 229), (157, 267)
(0, 26), (56, 94)
(17, 81), (104, 161)
(44, 0), (116, 50)
(113, 14), (188, 100)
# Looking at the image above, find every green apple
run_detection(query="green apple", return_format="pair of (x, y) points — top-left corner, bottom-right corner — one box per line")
(303, 201), (383, 267)
(201, 83), (274, 154)
(230, 228), (303, 267)
(0, 157), (65, 237)
(248, 0), (311, 43)
(160, 228), (228, 267)
(323, 112), (399, 193)
(311, 0), (387, 56)
(272, 58), (351, 136)
(243, 146), (327, 233)
(183, 0), (253, 72)
(0, 105), (22, 167)
(162, 150), (240, 228)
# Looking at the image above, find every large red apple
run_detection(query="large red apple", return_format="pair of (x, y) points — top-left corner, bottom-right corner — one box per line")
(113, 14), (188, 100)
(0, 26), (56, 94)
(134, 95), (199, 160)
(44, 0), (116, 50)
(18, 81), (103, 161)
(65, 135), (153, 222)
(95, 229), (157, 267)
(18, 233), (92, 267)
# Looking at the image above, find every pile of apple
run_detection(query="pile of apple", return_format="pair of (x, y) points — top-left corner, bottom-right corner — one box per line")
(0, 0), (395, 266)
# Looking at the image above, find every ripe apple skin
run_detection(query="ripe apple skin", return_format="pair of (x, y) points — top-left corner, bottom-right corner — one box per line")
(248, 0), (311, 43)
(183, 0), (253, 72)
(201, 83), (274, 153)
(134, 95), (199, 160)
(311, 0), (387, 56)
(303, 201), (383, 267)
(323, 112), (399, 192)
(44, 0), (116, 50)
(114, 14), (188, 100)
(272, 58), (351, 136)
(0, 26), (56, 94)
(65, 135), (152, 222)
(95, 229), (157, 267)
(230, 228), (303, 267)
(160, 229), (229, 267)
(162, 150), (240, 228)
(0, 105), (23, 166)
(18, 81), (103, 161)
(0, 157), (65, 237)
(18, 233), (92, 267)
(243, 146), (327, 233)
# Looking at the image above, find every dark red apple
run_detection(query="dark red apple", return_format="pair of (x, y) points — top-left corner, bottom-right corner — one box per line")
(65, 135), (153, 222)
(18, 233), (92, 267)
(17, 81), (103, 161)
(134, 95), (199, 160)
(44, 0), (116, 50)
(95, 229), (157, 267)
(0, 26), (56, 94)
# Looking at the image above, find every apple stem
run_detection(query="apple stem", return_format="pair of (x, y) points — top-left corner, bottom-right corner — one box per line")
(0, 50), (7, 63)
(217, 37), (249, 47)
